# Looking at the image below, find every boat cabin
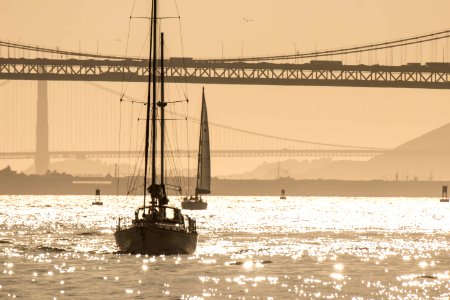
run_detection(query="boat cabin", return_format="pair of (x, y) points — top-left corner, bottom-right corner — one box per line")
(126, 205), (196, 233)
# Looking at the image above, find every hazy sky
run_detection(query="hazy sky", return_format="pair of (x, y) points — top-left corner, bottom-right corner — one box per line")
(1, 0), (450, 174)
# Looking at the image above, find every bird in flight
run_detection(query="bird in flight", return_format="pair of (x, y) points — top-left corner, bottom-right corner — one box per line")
(243, 17), (254, 22)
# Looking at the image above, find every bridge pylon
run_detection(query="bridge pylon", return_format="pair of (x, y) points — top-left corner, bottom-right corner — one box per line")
(35, 79), (49, 174)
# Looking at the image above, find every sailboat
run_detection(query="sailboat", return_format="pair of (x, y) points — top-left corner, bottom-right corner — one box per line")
(114, 0), (198, 255)
(277, 162), (287, 199)
(182, 88), (210, 210)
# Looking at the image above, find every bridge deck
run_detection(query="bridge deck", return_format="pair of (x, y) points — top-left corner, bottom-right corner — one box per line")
(0, 149), (387, 159)
(0, 58), (449, 89)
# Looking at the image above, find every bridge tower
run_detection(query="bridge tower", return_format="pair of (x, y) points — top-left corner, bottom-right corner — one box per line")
(35, 80), (49, 174)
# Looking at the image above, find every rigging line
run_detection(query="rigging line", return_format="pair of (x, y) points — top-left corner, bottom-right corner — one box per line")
(174, 0), (190, 194)
(166, 102), (183, 191)
(120, 0), (137, 99)
(138, 118), (186, 121)
(131, 16), (180, 20)
(87, 82), (146, 104)
(129, 105), (146, 193)
(164, 99), (188, 104)
(165, 129), (182, 194)
(120, 31), (151, 100)
(120, 98), (146, 105)
(127, 183), (147, 196)
(164, 46), (190, 127)
(88, 83), (382, 151)
(119, 0), (154, 97)
(128, 138), (146, 196)
(174, 0), (189, 99)
(127, 122), (145, 195)
(127, 102), (134, 192)
(116, 96), (123, 197)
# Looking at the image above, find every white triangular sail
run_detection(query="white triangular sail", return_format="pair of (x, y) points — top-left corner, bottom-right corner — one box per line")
(195, 87), (211, 195)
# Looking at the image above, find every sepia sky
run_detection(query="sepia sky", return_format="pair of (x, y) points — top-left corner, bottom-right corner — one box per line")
(1, 0), (450, 174)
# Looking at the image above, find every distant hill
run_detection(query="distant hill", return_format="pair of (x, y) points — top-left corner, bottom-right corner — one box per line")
(223, 158), (332, 179)
(26, 159), (120, 177)
(226, 123), (450, 181)
(368, 122), (450, 179)
(25, 158), (197, 178)
(302, 122), (450, 180)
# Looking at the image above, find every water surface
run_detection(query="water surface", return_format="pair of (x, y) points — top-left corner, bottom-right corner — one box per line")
(0, 196), (449, 299)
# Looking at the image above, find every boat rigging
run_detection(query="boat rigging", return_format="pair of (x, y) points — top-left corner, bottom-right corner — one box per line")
(114, 0), (198, 255)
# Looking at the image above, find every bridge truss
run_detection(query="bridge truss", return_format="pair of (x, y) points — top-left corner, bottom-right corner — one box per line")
(0, 58), (450, 89)
(0, 149), (386, 160)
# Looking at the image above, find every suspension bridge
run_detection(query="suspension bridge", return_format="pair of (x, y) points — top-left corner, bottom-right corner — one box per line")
(0, 80), (386, 160)
(0, 28), (449, 173)
(1, 29), (450, 88)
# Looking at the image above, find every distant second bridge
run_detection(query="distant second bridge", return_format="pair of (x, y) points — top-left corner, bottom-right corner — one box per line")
(0, 149), (388, 160)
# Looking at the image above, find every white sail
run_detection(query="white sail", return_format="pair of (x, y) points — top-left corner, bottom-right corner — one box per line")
(195, 87), (211, 195)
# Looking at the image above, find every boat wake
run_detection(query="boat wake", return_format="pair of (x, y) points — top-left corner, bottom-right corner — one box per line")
(36, 245), (67, 253)
(77, 231), (101, 236)
(225, 260), (273, 266)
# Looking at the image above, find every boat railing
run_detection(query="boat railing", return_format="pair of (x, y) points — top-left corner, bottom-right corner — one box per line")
(116, 216), (132, 231)
(116, 215), (197, 234)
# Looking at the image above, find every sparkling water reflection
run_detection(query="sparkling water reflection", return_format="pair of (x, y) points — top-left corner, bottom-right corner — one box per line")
(0, 196), (449, 298)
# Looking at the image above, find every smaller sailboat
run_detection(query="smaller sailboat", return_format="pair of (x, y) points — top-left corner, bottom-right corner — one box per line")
(182, 88), (210, 210)
(440, 185), (449, 202)
(280, 189), (286, 200)
(92, 188), (103, 205)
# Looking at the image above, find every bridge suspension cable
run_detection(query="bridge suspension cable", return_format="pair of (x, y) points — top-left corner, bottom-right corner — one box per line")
(0, 40), (138, 61)
(1, 28), (450, 63)
(87, 82), (387, 151)
(212, 28), (450, 62)
(201, 121), (387, 151)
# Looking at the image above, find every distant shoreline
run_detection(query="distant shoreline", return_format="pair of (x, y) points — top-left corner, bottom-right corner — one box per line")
(0, 170), (447, 197)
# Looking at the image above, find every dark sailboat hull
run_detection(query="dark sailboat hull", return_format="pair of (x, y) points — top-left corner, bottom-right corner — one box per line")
(114, 226), (198, 255)
(181, 201), (208, 210)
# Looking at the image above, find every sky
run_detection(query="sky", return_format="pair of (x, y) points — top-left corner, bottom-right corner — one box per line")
(1, 0), (450, 175)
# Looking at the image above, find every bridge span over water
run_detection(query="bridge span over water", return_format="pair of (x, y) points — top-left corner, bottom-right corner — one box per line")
(0, 149), (387, 160)
(1, 58), (450, 89)
(0, 30), (448, 172)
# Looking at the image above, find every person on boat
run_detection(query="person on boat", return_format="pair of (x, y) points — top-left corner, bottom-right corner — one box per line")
(173, 208), (184, 224)
(159, 195), (169, 206)
(142, 209), (158, 223)
(188, 217), (196, 232)
(134, 210), (139, 223)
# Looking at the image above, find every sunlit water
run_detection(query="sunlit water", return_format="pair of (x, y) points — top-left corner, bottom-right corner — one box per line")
(0, 196), (449, 299)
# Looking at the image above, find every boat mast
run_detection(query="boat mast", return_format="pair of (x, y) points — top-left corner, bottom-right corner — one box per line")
(150, 0), (158, 207)
(142, 0), (156, 208)
(159, 32), (166, 194)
